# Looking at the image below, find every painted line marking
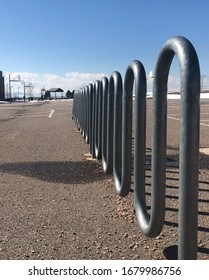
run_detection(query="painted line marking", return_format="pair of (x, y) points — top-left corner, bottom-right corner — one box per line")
(49, 109), (55, 118)
(168, 116), (209, 127)
(167, 116), (180, 121)
(200, 148), (209, 155)
(200, 122), (209, 127)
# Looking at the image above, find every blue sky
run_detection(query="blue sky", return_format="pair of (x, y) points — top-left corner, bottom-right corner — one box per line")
(1, 0), (209, 95)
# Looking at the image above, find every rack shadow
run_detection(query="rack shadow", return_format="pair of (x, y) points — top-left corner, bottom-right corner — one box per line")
(0, 160), (105, 185)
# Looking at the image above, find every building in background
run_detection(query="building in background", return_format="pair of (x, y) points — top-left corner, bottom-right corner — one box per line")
(0, 71), (5, 100)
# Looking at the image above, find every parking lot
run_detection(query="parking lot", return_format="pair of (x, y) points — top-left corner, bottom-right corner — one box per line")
(0, 98), (209, 260)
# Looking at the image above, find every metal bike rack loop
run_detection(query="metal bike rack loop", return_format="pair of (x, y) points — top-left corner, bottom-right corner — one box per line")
(84, 86), (90, 144)
(88, 83), (94, 156)
(92, 80), (101, 159)
(134, 36), (200, 260)
(72, 36), (200, 260)
(112, 71), (132, 197)
(101, 77), (114, 174)
(113, 61), (147, 197)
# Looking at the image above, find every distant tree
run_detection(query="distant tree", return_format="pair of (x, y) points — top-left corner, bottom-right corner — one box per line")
(66, 90), (71, 98)
(44, 91), (50, 99)
(66, 90), (74, 99)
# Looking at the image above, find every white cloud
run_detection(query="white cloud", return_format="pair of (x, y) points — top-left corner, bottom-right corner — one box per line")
(4, 71), (182, 98)
(64, 72), (107, 89)
(4, 71), (108, 97)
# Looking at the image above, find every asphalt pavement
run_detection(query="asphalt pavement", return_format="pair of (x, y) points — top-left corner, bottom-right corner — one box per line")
(0, 99), (209, 260)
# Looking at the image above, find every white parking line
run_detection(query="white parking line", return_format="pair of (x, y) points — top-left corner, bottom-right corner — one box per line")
(168, 116), (209, 127)
(200, 122), (209, 127)
(167, 116), (180, 121)
(48, 109), (55, 118)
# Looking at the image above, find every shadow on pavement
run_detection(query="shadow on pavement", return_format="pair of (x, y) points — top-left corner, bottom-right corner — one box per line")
(0, 161), (105, 184)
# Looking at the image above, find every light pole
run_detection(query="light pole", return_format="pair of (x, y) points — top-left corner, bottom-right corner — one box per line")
(18, 87), (20, 99)
(21, 81), (33, 102)
(9, 74), (21, 103)
(201, 75), (209, 92)
(21, 81), (26, 102)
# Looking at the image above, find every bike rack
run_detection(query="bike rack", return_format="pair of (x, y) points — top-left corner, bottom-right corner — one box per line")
(72, 36), (200, 259)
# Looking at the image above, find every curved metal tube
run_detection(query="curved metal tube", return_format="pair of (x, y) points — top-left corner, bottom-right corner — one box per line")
(112, 71), (131, 196)
(101, 77), (113, 174)
(86, 83), (94, 156)
(87, 84), (93, 151)
(76, 89), (81, 131)
(84, 86), (90, 144)
(93, 80), (102, 159)
(134, 36), (200, 260)
(72, 35), (200, 260)
(81, 88), (86, 139)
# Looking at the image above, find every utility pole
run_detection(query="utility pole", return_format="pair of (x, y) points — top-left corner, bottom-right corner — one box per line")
(21, 81), (33, 102)
(9, 74), (21, 103)
(201, 75), (209, 92)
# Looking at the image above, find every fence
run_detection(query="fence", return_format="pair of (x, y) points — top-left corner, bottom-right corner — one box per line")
(72, 36), (201, 260)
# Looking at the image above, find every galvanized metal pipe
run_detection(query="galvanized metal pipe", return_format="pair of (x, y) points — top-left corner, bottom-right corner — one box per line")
(92, 81), (100, 159)
(85, 86), (90, 144)
(88, 83), (94, 156)
(112, 71), (132, 196)
(101, 77), (114, 174)
(134, 36), (200, 260)
(72, 36), (200, 260)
